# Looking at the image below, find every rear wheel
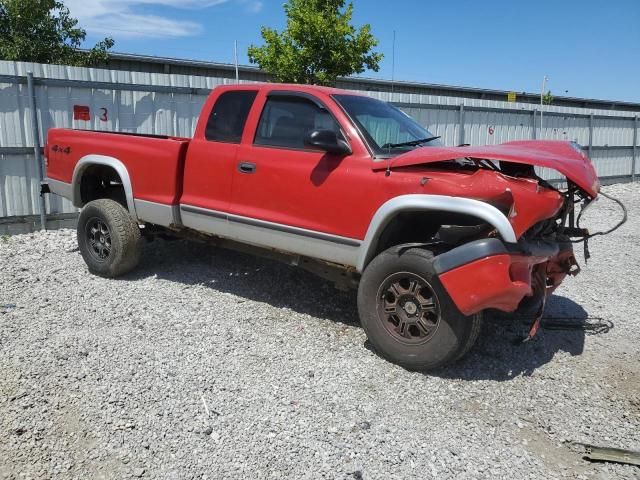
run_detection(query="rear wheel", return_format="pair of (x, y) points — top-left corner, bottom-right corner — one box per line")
(357, 247), (482, 370)
(77, 199), (142, 277)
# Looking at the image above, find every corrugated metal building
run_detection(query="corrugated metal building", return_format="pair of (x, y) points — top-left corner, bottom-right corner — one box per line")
(101, 52), (640, 113)
(0, 54), (638, 234)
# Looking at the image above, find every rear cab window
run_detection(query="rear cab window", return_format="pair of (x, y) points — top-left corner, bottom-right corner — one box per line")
(205, 90), (258, 143)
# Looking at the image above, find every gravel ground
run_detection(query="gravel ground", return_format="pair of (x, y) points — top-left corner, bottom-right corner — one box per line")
(1, 183), (639, 480)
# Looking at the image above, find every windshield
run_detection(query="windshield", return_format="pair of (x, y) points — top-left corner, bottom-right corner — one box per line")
(333, 94), (442, 156)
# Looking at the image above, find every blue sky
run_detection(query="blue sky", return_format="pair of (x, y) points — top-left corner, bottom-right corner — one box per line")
(67, 0), (640, 102)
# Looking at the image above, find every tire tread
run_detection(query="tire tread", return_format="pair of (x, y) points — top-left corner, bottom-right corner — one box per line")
(358, 246), (482, 371)
(77, 199), (142, 277)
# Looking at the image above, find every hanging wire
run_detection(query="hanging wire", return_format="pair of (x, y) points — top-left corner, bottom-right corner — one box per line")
(542, 316), (614, 335)
(574, 190), (628, 240)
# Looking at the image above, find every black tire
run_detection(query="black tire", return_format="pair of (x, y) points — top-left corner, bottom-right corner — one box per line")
(357, 247), (482, 371)
(451, 307), (483, 362)
(77, 199), (142, 278)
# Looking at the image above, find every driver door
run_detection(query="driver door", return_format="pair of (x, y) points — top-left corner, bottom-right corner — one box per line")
(228, 91), (369, 262)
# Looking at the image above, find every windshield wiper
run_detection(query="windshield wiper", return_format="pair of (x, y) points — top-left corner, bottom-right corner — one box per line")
(381, 136), (441, 149)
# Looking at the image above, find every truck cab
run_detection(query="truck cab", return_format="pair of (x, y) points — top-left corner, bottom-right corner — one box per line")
(179, 84), (377, 267)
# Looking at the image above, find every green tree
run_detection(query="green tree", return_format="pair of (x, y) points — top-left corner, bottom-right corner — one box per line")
(0, 0), (113, 66)
(248, 0), (382, 86)
(542, 90), (554, 105)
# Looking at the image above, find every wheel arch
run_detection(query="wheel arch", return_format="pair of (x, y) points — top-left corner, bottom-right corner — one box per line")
(356, 194), (517, 272)
(72, 154), (138, 221)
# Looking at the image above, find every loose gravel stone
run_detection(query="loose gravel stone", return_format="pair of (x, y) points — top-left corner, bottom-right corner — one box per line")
(0, 183), (639, 479)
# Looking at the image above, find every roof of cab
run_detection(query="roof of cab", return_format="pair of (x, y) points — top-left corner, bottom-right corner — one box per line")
(217, 83), (366, 97)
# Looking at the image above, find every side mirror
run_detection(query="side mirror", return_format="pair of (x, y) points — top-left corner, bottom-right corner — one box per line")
(304, 129), (352, 155)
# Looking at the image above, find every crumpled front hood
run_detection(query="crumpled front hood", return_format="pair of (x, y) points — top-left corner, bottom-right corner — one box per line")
(373, 140), (600, 198)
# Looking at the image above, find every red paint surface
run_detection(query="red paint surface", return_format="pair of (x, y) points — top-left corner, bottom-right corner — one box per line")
(439, 254), (538, 315)
(73, 105), (90, 121)
(46, 129), (190, 205)
(375, 139), (600, 198)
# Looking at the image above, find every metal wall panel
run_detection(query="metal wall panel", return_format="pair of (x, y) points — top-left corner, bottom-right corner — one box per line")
(464, 109), (533, 145)
(590, 148), (633, 178)
(539, 114), (590, 144)
(0, 152), (76, 217)
(364, 89), (637, 119)
(0, 60), (638, 226)
(1, 153), (37, 216)
(0, 82), (34, 148)
(592, 117), (636, 146)
(534, 166), (562, 182)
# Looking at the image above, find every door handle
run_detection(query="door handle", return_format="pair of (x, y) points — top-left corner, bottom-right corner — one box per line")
(238, 162), (256, 174)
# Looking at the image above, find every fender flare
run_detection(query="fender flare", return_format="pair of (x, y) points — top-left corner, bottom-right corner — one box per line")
(71, 154), (138, 220)
(356, 194), (517, 272)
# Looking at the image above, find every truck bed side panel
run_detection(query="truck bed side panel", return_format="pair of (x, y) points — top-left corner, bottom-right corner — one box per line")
(47, 129), (190, 205)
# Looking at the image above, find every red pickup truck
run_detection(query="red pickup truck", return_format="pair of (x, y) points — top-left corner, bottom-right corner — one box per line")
(43, 83), (601, 370)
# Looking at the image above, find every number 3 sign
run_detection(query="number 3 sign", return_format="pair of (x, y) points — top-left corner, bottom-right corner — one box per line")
(99, 108), (108, 122)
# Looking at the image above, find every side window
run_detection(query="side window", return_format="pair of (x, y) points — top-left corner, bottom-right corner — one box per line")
(254, 96), (342, 150)
(205, 90), (257, 143)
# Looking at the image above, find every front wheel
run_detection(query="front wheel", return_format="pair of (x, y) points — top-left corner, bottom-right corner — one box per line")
(77, 199), (142, 278)
(357, 247), (482, 371)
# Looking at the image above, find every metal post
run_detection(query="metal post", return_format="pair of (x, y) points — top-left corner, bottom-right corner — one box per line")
(458, 104), (465, 146)
(532, 110), (537, 139)
(234, 40), (239, 83)
(391, 30), (396, 94)
(633, 116), (638, 182)
(540, 75), (548, 133)
(26, 71), (46, 231)
(588, 114), (594, 158)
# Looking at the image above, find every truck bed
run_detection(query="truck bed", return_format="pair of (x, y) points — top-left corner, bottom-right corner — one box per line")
(46, 128), (190, 207)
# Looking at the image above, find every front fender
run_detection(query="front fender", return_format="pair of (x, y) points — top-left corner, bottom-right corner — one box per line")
(357, 194), (517, 272)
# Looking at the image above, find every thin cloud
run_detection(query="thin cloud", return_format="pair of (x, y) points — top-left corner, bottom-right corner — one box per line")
(65, 0), (231, 39)
(240, 0), (263, 13)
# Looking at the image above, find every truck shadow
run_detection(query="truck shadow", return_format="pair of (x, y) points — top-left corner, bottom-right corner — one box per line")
(433, 296), (591, 381)
(126, 239), (600, 381)
(126, 238), (361, 326)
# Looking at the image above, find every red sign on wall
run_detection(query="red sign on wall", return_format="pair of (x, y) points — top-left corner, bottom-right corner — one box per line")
(73, 105), (90, 121)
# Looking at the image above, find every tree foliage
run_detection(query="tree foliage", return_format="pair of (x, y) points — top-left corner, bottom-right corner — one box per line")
(542, 90), (554, 105)
(248, 0), (382, 86)
(0, 0), (114, 66)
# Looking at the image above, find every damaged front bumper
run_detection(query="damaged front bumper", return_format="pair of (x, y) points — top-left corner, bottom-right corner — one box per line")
(433, 238), (573, 316)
